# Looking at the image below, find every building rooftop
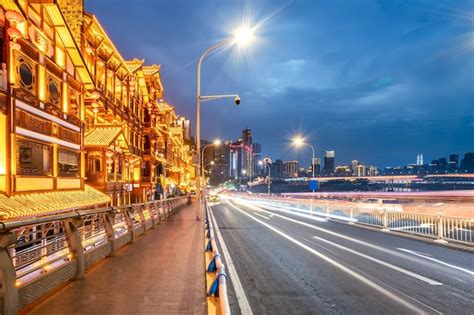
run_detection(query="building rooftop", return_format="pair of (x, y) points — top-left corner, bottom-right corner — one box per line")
(84, 126), (122, 146)
(0, 185), (110, 220)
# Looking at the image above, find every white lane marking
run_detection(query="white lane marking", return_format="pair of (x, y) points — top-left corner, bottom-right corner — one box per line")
(226, 201), (427, 314)
(208, 203), (253, 315)
(312, 236), (442, 285)
(254, 213), (270, 220)
(398, 248), (474, 276)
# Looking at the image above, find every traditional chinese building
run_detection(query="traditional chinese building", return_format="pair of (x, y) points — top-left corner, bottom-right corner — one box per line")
(0, 1), (110, 220)
(0, 1), (194, 218)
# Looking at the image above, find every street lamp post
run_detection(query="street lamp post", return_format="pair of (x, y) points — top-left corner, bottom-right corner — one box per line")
(201, 140), (221, 174)
(292, 136), (316, 191)
(263, 158), (272, 194)
(195, 28), (255, 220)
(267, 165), (271, 194)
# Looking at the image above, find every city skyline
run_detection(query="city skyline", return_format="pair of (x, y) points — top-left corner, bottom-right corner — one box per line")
(87, 0), (474, 166)
(206, 131), (473, 170)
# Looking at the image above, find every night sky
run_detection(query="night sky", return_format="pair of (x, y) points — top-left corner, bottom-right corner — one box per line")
(86, 0), (474, 168)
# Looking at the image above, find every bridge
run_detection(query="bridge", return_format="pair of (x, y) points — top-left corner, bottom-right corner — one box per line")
(0, 194), (473, 314)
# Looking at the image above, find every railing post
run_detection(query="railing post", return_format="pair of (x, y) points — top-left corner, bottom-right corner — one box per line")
(138, 205), (147, 230)
(63, 218), (85, 280)
(0, 233), (19, 315)
(382, 208), (389, 231)
(151, 203), (159, 226)
(435, 215), (448, 243)
(349, 207), (355, 224)
(124, 207), (136, 242)
(101, 212), (117, 256)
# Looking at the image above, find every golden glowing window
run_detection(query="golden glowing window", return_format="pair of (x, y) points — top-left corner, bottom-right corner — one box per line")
(47, 78), (60, 106)
(17, 58), (35, 93)
(58, 148), (80, 177)
(16, 138), (53, 176)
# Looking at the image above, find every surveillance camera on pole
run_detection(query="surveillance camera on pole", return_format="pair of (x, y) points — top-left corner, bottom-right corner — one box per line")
(234, 95), (240, 105)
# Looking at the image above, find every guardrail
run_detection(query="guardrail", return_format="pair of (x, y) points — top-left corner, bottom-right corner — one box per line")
(204, 201), (231, 315)
(0, 196), (191, 314)
(236, 195), (473, 246)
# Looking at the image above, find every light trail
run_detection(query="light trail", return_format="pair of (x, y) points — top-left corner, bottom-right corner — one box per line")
(226, 200), (430, 314)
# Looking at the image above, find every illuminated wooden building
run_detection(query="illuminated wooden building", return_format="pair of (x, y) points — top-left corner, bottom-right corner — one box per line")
(0, 1), (195, 217)
(0, 1), (110, 219)
(142, 65), (194, 198)
(78, 13), (146, 206)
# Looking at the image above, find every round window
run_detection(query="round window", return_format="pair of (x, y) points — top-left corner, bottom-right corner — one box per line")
(49, 81), (60, 101)
(19, 63), (33, 87)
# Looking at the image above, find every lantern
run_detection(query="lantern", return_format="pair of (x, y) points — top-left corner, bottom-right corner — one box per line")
(5, 10), (24, 25)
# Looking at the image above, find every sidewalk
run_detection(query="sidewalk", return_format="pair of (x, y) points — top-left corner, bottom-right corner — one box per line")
(27, 202), (207, 314)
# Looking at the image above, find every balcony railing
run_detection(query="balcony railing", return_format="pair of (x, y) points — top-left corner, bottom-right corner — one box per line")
(0, 196), (191, 313)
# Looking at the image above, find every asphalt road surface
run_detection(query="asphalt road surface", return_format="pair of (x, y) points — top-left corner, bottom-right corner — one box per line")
(209, 196), (474, 315)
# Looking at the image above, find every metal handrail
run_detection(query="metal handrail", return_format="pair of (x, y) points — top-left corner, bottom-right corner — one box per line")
(0, 196), (188, 232)
(237, 194), (473, 245)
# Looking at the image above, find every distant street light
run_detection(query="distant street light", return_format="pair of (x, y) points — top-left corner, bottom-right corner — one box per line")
(292, 135), (316, 179)
(195, 26), (256, 220)
(201, 140), (221, 199)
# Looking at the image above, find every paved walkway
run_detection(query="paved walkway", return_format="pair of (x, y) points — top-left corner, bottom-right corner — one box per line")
(27, 203), (206, 315)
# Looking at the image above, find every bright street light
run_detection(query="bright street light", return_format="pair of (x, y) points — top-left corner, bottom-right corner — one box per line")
(292, 136), (305, 147)
(291, 135), (317, 184)
(195, 24), (258, 220)
(232, 26), (256, 47)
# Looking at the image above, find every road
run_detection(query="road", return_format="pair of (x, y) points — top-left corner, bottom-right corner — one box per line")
(209, 196), (474, 314)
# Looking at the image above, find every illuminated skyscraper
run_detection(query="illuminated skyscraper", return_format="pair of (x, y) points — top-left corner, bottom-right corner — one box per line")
(324, 151), (335, 176)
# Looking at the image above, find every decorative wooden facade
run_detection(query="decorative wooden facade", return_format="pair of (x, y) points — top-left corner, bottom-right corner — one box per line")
(0, 1), (194, 218)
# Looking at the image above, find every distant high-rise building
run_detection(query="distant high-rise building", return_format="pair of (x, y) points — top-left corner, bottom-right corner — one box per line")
(252, 143), (263, 176)
(438, 158), (448, 173)
(210, 141), (231, 185)
(284, 160), (299, 178)
(324, 151), (335, 176)
(271, 159), (284, 178)
(461, 152), (474, 173)
(355, 165), (367, 177)
(351, 160), (360, 175)
(311, 158), (321, 177)
(242, 128), (252, 145)
(229, 128), (254, 179)
(416, 153), (424, 166)
(448, 154), (459, 172)
(368, 166), (378, 176)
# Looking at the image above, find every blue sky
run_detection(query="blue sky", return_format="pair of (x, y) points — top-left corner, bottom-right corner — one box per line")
(86, 0), (474, 167)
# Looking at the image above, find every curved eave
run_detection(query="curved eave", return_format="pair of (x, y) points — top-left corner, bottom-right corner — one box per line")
(43, 5), (94, 89)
